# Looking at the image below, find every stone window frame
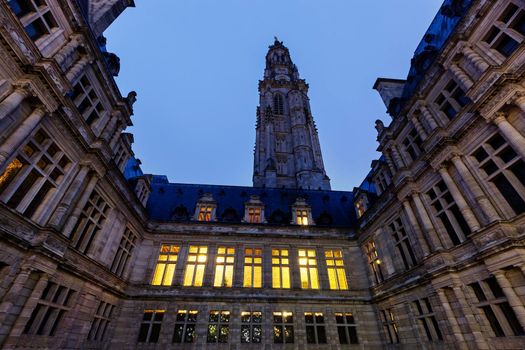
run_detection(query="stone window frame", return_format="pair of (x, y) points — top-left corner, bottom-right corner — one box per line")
(470, 131), (525, 216)
(374, 168), (391, 195)
(387, 217), (418, 271)
(23, 281), (76, 336)
(291, 197), (314, 225)
(240, 310), (263, 343)
(271, 248), (291, 289)
(172, 309), (198, 343)
(110, 227), (138, 278)
(411, 297), (443, 342)
(151, 244), (180, 286)
(213, 246), (235, 288)
(87, 300), (115, 341)
(0, 128), (72, 223)
(355, 196), (367, 218)
(298, 248), (320, 289)
(272, 311), (294, 344)
(273, 93), (285, 115)
(137, 309), (165, 343)
(401, 126), (423, 163)
(243, 247), (263, 288)
(305, 312), (327, 344)
(335, 312), (359, 344)
(364, 240), (384, 284)
(380, 308), (400, 344)
(183, 245), (208, 287)
(113, 141), (130, 172)
(324, 249), (349, 290)
(206, 310), (230, 343)
(432, 78), (469, 121)
(71, 74), (109, 135)
(425, 180), (470, 247)
(194, 193), (217, 222)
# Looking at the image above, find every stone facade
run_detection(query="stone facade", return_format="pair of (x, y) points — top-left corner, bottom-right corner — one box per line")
(0, 0), (524, 349)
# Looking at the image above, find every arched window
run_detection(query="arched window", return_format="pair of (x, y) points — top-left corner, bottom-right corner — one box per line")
(273, 94), (284, 115)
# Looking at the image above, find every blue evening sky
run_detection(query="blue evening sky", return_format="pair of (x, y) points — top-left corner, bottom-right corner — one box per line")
(105, 0), (443, 190)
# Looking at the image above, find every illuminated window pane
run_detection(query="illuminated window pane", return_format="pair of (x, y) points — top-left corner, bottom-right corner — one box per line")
(273, 312), (294, 343)
(207, 311), (230, 343)
(183, 246), (208, 286)
(298, 249), (319, 289)
(152, 245), (180, 286)
(198, 205), (213, 221)
(241, 311), (263, 343)
(214, 246), (235, 287)
(325, 249), (348, 290)
(296, 209), (309, 225)
(247, 207), (262, 223)
(244, 248), (262, 288)
(272, 249), (290, 289)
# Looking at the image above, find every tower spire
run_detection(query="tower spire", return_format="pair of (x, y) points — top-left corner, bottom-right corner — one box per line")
(253, 41), (331, 190)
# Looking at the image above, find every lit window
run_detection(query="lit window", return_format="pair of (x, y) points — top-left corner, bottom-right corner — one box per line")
(151, 245), (180, 286)
(183, 246), (207, 287)
(381, 309), (399, 344)
(137, 310), (165, 343)
(88, 301), (115, 341)
(243, 248), (262, 288)
(298, 249), (319, 289)
(214, 247), (235, 287)
(207, 311), (230, 343)
(413, 298), (443, 342)
(433, 79), (469, 120)
(173, 310), (198, 343)
(8, 0), (58, 42)
(71, 190), (110, 254)
(325, 249), (348, 290)
(305, 312), (327, 344)
(198, 205), (213, 221)
(336, 312), (359, 344)
(241, 311), (262, 343)
(355, 198), (366, 218)
(271, 249), (290, 289)
(483, 3), (525, 58)
(296, 209), (309, 225)
(247, 207), (262, 223)
(72, 76), (106, 127)
(273, 311), (294, 343)
(365, 241), (384, 284)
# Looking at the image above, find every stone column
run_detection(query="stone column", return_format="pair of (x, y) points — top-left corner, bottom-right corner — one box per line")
(450, 155), (500, 223)
(493, 271), (525, 329)
(402, 200), (431, 257)
(0, 88), (29, 120)
(462, 46), (489, 73)
(438, 166), (480, 232)
(491, 112), (525, 161)
(66, 55), (90, 83)
(384, 152), (397, 174)
(0, 107), (46, 167)
(109, 124), (124, 150)
(420, 104), (439, 130)
(390, 145), (405, 169)
(513, 94), (525, 114)
(411, 116), (428, 140)
(436, 289), (466, 345)
(411, 192), (443, 250)
(61, 174), (99, 238)
(449, 64), (473, 91)
(451, 285), (489, 349)
(54, 34), (82, 69)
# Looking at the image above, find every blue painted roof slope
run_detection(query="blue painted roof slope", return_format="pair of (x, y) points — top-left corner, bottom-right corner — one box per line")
(124, 157), (144, 180)
(147, 176), (357, 227)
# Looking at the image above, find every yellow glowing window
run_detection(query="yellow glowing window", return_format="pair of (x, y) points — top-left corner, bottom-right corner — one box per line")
(0, 158), (24, 194)
(356, 199), (366, 218)
(247, 207), (261, 223)
(325, 249), (348, 290)
(151, 244), (180, 286)
(198, 206), (213, 221)
(298, 249), (319, 289)
(272, 249), (290, 289)
(183, 246), (208, 286)
(214, 247), (235, 287)
(243, 248), (262, 288)
(296, 210), (309, 225)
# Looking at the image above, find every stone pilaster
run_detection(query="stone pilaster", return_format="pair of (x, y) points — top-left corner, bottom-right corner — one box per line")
(493, 271), (525, 330)
(462, 46), (489, 73)
(61, 173), (99, 238)
(449, 64), (473, 91)
(411, 192), (443, 250)
(492, 112), (525, 159)
(402, 200), (431, 257)
(419, 103), (439, 130)
(0, 87), (29, 120)
(66, 55), (90, 83)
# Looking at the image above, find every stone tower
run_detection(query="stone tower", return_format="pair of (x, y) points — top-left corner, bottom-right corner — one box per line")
(253, 39), (331, 190)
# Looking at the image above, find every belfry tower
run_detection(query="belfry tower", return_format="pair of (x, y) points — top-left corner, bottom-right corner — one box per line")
(253, 39), (331, 190)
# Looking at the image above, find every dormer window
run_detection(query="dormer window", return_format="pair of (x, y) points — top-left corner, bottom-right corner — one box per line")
(243, 195), (265, 224)
(248, 207), (261, 223)
(355, 198), (367, 218)
(198, 206), (212, 221)
(291, 197), (313, 226)
(194, 193), (216, 222)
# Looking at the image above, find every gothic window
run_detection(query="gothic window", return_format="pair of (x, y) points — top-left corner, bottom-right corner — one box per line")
(213, 246), (235, 287)
(305, 312), (327, 344)
(23, 281), (76, 336)
(151, 244), (180, 286)
(434, 79), (469, 119)
(8, 0), (58, 42)
(137, 310), (165, 343)
(72, 76), (106, 128)
(402, 128), (423, 161)
(272, 248), (290, 289)
(241, 311), (262, 343)
(273, 311), (294, 343)
(469, 277), (524, 337)
(426, 180), (471, 246)
(325, 249), (348, 290)
(173, 310), (198, 343)
(388, 218), (417, 270)
(183, 246), (207, 287)
(298, 249), (319, 289)
(273, 94), (284, 115)
(412, 298), (443, 342)
(71, 190), (110, 254)
(471, 132), (525, 215)
(336, 312), (359, 344)
(110, 228), (137, 277)
(207, 311), (230, 343)
(243, 248), (262, 288)
(365, 241), (384, 284)
(0, 129), (71, 221)
(380, 309), (400, 344)
(483, 3), (525, 58)
(88, 301), (115, 341)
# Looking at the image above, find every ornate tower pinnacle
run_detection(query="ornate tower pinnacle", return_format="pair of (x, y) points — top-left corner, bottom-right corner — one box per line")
(253, 39), (331, 190)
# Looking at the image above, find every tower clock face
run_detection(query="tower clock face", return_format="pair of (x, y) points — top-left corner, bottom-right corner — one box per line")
(275, 74), (291, 81)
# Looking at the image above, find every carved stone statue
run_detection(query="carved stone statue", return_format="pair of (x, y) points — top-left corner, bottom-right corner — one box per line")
(375, 119), (385, 133)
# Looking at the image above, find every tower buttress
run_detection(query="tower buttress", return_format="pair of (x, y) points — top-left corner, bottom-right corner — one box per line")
(253, 39), (331, 190)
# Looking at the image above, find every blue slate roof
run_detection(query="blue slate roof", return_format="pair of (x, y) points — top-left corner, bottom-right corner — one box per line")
(146, 176), (357, 227)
